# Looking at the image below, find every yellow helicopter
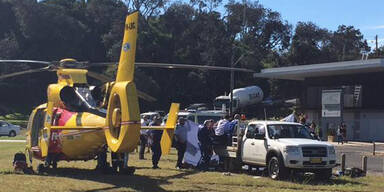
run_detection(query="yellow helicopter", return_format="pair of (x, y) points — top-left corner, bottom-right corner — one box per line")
(0, 12), (254, 174)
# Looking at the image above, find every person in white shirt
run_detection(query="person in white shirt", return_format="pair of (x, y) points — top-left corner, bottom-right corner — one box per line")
(139, 116), (149, 160)
(215, 115), (230, 136)
(213, 115), (230, 169)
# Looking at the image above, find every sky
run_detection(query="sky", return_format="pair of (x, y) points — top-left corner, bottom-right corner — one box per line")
(219, 0), (384, 50)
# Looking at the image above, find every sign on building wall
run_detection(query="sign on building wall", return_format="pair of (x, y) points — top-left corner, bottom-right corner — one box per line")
(322, 89), (342, 117)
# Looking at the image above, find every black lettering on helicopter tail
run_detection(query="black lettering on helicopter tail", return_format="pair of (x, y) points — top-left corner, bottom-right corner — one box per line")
(125, 22), (136, 30)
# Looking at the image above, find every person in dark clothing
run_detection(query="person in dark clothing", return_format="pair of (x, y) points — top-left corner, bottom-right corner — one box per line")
(149, 117), (163, 169)
(198, 119), (214, 170)
(340, 122), (347, 143)
(139, 116), (150, 160)
(174, 118), (188, 169)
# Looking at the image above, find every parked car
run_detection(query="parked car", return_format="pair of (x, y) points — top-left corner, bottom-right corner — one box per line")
(0, 121), (21, 137)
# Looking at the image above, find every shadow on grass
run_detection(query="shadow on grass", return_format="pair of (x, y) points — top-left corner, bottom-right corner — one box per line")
(289, 173), (367, 186)
(37, 167), (200, 192)
(245, 169), (366, 186)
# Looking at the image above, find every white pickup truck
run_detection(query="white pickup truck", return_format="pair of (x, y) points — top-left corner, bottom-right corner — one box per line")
(227, 121), (337, 180)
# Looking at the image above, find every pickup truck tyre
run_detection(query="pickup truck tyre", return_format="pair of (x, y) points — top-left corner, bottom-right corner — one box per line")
(315, 168), (332, 180)
(9, 131), (16, 137)
(268, 156), (288, 180)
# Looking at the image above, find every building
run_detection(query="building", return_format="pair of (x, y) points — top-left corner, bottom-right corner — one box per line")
(254, 58), (384, 141)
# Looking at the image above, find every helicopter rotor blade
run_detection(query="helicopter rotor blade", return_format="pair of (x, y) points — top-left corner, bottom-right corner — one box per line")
(0, 66), (52, 80)
(86, 62), (254, 72)
(0, 60), (255, 73)
(87, 71), (114, 82)
(0, 60), (51, 65)
(136, 90), (157, 102)
(87, 71), (157, 102)
(135, 62), (255, 72)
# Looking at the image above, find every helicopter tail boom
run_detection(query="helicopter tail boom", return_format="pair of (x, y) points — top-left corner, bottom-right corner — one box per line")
(116, 11), (138, 83)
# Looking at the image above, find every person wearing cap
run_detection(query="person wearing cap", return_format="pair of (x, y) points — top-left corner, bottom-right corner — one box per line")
(174, 117), (188, 169)
(149, 116), (163, 169)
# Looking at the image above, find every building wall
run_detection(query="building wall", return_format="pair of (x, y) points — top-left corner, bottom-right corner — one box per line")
(304, 109), (384, 142)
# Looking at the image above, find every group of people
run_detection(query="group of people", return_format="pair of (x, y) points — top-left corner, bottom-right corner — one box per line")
(297, 114), (321, 140)
(139, 113), (242, 171)
(297, 112), (348, 144)
(174, 114), (242, 171)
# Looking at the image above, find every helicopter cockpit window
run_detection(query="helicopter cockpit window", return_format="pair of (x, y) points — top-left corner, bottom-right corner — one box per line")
(60, 85), (106, 117)
(75, 87), (97, 108)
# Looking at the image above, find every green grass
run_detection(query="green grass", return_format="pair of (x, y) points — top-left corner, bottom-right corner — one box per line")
(0, 142), (383, 192)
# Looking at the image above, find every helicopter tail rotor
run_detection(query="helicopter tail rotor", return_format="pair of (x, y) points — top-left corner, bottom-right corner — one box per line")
(104, 12), (141, 153)
(105, 81), (140, 153)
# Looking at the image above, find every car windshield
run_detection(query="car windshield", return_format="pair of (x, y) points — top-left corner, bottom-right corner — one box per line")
(267, 124), (312, 139)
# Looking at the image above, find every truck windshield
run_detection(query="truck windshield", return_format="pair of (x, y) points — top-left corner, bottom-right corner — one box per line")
(213, 99), (230, 108)
(267, 124), (312, 139)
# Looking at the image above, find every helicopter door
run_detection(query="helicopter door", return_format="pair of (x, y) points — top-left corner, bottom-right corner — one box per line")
(30, 109), (46, 147)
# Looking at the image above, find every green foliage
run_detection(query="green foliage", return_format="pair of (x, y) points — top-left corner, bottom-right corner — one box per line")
(3, 113), (28, 120)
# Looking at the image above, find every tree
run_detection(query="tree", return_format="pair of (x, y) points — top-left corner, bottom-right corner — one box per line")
(189, 0), (223, 12)
(225, 1), (291, 97)
(330, 25), (370, 61)
(124, 0), (168, 18)
(287, 22), (332, 65)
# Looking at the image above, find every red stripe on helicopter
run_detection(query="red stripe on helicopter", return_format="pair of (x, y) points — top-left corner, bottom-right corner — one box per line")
(101, 121), (140, 130)
(120, 121), (140, 125)
(59, 129), (103, 137)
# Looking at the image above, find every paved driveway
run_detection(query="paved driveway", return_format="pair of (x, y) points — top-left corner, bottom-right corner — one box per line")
(332, 142), (384, 174)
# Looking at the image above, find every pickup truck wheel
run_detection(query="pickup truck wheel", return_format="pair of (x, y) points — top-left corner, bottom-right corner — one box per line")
(9, 131), (16, 137)
(315, 168), (332, 180)
(268, 156), (288, 180)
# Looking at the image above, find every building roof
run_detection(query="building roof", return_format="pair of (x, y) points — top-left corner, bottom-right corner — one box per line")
(253, 58), (384, 80)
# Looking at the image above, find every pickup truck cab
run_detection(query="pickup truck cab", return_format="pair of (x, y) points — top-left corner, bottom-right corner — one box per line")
(240, 121), (336, 180)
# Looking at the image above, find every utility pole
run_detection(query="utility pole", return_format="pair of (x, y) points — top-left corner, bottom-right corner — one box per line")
(242, 0), (247, 34)
(376, 35), (379, 57)
(229, 47), (234, 116)
(229, 0), (247, 116)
